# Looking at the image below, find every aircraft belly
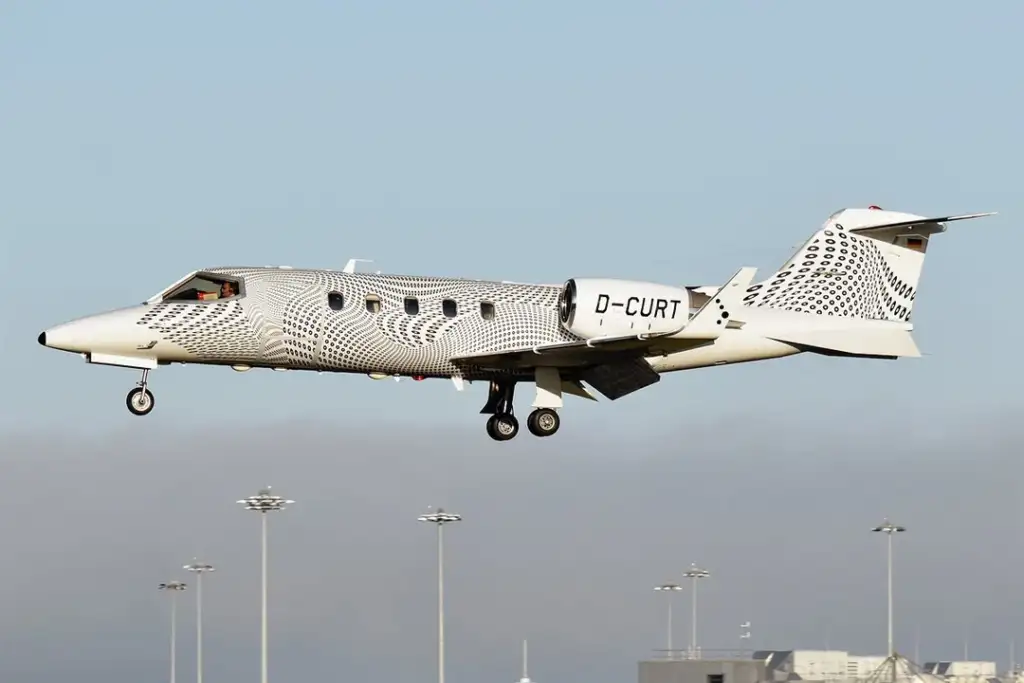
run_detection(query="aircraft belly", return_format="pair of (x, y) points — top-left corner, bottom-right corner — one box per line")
(647, 330), (801, 372)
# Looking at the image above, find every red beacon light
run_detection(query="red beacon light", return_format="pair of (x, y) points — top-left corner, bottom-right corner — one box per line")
(868, 205), (883, 210)
(412, 375), (425, 381)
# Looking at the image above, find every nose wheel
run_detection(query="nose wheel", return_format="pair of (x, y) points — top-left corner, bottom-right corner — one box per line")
(126, 369), (155, 416)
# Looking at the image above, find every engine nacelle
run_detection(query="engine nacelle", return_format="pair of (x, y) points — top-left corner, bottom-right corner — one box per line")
(558, 278), (693, 339)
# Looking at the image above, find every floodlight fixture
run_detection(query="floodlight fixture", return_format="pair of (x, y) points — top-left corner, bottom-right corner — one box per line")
(158, 580), (187, 683)
(871, 519), (905, 659)
(872, 518), (906, 683)
(654, 583), (683, 658)
(238, 487), (294, 683)
(184, 560), (215, 683)
(682, 564), (710, 659)
(419, 507), (462, 683)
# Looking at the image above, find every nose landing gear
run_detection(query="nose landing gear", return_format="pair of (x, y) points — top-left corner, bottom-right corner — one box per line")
(126, 369), (155, 416)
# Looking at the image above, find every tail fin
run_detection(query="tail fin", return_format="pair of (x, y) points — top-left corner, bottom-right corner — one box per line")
(742, 207), (995, 322)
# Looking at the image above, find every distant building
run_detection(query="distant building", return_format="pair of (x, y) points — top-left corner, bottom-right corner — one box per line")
(638, 649), (1013, 683)
(639, 655), (766, 683)
(920, 661), (1002, 683)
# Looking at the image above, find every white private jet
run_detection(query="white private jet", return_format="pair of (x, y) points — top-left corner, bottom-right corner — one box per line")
(38, 206), (992, 441)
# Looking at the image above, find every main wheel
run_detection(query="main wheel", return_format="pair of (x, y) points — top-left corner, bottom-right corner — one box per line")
(527, 408), (560, 437)
(486, 413), (519, 441)
(126, 387), (155, 416)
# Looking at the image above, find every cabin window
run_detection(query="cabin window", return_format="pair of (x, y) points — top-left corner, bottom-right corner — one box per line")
(480, 301), (495, 320)
(162, 273), (242, 302)
(365, 294), (381, 313)
(327, 292), (344, 311)
(404, 297), (420, 315)
(442, 299), (457, 317)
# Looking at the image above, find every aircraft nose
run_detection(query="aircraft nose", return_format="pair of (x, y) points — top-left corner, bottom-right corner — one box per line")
(39, 308), (161, 356)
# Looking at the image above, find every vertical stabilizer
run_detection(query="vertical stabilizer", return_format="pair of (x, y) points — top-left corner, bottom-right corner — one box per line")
(741, 207), (993, 323)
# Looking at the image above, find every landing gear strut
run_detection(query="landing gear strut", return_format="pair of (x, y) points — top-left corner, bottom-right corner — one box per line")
(126, 369), (155, 416)
(482, 380), (518, 441)
(480, 375), (563, 441)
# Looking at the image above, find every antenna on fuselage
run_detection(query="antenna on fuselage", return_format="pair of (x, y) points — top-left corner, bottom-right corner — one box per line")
(343, 258), (374, 274)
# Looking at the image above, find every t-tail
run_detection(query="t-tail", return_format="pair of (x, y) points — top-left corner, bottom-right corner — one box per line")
(739, 206), (995, 358)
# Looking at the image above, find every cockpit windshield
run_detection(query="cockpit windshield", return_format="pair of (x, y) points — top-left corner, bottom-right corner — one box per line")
(160, 272), (243, 302)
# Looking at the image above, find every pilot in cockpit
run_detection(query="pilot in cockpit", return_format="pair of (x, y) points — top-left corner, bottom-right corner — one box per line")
(196, 281), (236, 301)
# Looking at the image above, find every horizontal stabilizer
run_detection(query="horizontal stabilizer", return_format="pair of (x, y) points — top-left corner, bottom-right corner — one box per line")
(766, 326), (921, 359)
(848, 212), (996, 235)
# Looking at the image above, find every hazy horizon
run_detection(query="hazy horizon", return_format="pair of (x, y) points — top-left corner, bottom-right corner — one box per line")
(2, 412), (1021, 683)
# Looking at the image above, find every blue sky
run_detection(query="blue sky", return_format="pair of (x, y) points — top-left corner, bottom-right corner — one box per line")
(3, 4), (1024, 683)
(2, 0), (1020, 434)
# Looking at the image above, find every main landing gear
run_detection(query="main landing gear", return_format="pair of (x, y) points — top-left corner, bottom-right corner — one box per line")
(126, 369), (155, 416)
(526, 408), (560, 436)
(481, 369), (563, 441)
(484, 407), (560, 441)
(483, 380), (519, 441)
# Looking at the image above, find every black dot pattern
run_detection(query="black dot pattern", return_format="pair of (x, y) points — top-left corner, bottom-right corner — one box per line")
(137, 268), (580, 378)
(740, 225), (918, 322)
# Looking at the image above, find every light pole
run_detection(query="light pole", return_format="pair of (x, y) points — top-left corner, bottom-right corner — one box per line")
(872, 518), (905, 683)
(682, 563), (710, 659)
(518, 639), (532, 683)
(654, 583), (683, 658)
(184, 560), (215, 683)
(418, 507), (462, 683)
(740, 621), (751, 653)
(159, 581), (187, 683)
(238, 487), (294, 683)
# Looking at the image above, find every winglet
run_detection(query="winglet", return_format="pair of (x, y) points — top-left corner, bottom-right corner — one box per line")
(671, 266), (757, 339)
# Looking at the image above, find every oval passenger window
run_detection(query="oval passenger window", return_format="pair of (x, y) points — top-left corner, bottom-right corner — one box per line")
(328, 292), (344, 311)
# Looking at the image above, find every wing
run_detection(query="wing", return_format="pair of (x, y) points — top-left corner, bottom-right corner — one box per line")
(450, 267), (756, 401)
(451, 333), (715, 399)
(449, 330), (709, 370)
